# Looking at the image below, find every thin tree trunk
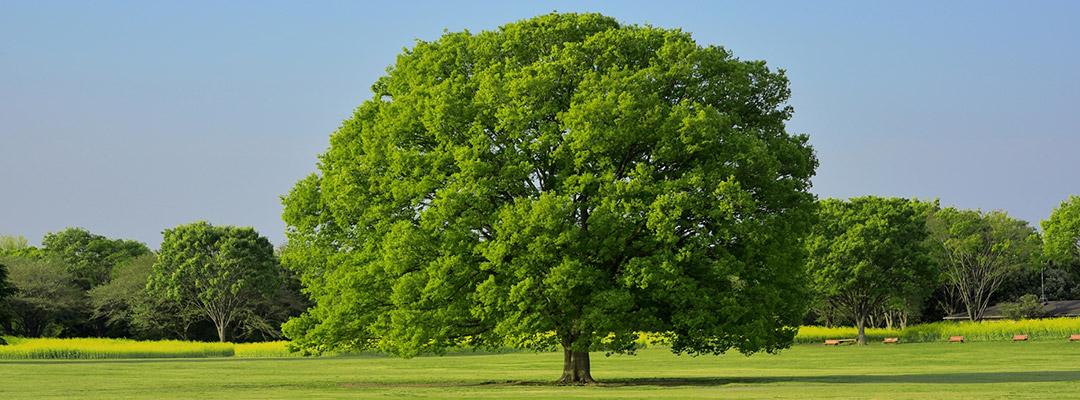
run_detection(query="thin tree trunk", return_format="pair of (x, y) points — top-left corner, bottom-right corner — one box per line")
(557, 344), (595, 384)
(216, 322), (226, 342)
(856, 314), (867, 346)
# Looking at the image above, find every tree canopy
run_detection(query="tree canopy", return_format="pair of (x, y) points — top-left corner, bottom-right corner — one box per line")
(806, 197), (937, 344)
(148, 222), (280, 342)
(281, 13), (817, 383)
(1041, 195), (1080, 266)
(42, 227), (150, 290)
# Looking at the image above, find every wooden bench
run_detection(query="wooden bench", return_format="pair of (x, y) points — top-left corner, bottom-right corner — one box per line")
(1013, 335), (1028, 341)
(949, 336), (964, 342)
(824, 339), (857, 345)
(1069, 335), (1080, 341)
(882, 337), (899, 344)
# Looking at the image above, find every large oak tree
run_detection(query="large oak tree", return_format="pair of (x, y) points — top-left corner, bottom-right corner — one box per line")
(281, 13), (817, 383)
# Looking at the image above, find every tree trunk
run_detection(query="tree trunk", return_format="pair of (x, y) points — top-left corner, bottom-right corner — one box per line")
(856, 314), (867, 345)
(216, 322), (226, 343)
(557, 345), (595, 384)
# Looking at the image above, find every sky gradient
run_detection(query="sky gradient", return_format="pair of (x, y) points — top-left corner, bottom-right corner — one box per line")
(2, 0), (1078, 248)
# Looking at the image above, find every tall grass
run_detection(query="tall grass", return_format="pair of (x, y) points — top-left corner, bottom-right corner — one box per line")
(0, 338), (234, 359)
(234, 341), (299, 357)
(902, 318), (1080, 342)
(4, 318), (1078, 359)
(797, 317), (1080, 344)
(794, 325), (903, 344)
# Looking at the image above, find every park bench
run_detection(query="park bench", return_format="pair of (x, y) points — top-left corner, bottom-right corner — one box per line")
(824, 339), (857, 345)
(1012, 335), (1028, 341)
(1069, 335), (1080, 341)
(882, 337), (899, 344)
(949, 336), (964, 343)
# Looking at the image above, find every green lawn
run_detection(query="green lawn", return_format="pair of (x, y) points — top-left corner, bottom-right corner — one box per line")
(3, 341), (1079, 399)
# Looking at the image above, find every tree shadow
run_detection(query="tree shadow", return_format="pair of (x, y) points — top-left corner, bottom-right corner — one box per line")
(787, 370), (1080, 385)
(597, 371), (1080, 387)
(440, 371), (1080, 388)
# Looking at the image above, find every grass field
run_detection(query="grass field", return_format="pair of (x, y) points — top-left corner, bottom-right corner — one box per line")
(2, 340), (1079, 399)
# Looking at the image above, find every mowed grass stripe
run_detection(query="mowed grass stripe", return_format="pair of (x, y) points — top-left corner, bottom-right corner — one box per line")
(2, 341), (1079, 399)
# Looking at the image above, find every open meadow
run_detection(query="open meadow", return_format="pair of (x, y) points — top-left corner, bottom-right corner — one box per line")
(2, 340), (1079, 399)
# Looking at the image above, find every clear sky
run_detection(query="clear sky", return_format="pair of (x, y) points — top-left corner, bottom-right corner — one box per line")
(2, 0), (1077, 249)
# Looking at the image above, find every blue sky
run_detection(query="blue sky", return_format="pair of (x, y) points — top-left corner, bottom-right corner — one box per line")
(2, 0), (1077, 248)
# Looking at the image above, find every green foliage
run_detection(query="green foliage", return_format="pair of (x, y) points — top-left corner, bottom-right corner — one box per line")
(806, 197), (937, 343)
(149, 221), (281, 342)
(1041, 195), (1080, 266)
(928, 208), (1041, 321)
(0, 234), (29, 251)
(0, 256), (85, 337)
(85, 253), (191, 339)
(0, 246), (43, 259)
(42, 227), (150, 290)
(999, 294), (1047, 320)
(282, 12), (817, 368)
(0, 262), (15, 334)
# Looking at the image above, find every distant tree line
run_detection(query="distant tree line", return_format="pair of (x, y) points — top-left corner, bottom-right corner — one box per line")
(0, 224), (308, 342)
(805, 195), (1080, 344)
(1, 196), (1078, 344)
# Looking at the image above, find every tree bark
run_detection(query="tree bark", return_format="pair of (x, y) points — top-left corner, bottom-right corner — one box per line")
(216, 322), (226, 343)
(856, 314), (867, 345)
(557, 345), (595, 384)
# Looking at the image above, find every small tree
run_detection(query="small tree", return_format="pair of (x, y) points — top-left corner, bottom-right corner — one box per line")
(928, 208), (1040, 321)
(806, 197), (936, 345)
(149, 222), (280, 342)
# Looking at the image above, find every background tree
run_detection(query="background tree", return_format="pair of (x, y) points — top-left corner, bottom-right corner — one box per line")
(806, 197), (936, 345)
(928, 208), (1040, 321)
(0, 262), (16, 341)
(281, 12), (817, 383)
(148, 222), (280, 342)
(87, 254), (163, 338)
(0, 256), (84, 337)
(1041, 195), (1080, 266)
(42, 227), (150, 291)
(0, 234), (29, 252)
(231, 265), (310, 342)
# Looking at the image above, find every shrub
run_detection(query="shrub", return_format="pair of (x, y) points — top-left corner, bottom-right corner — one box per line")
(1000, 294), (1047, 320)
